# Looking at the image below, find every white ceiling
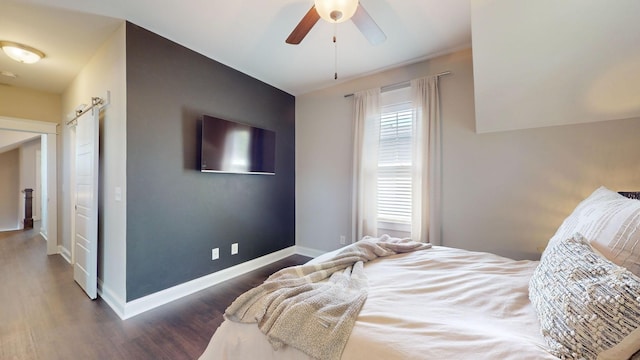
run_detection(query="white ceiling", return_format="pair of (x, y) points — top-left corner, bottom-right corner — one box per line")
(0, 130), (39, 154)
(0, 1), (123, 94)
(0, 0), (471, 95)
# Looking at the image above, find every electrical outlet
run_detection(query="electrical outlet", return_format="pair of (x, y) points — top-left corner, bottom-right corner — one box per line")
(211, 248), (219, 260)
(339, 235), (346, 245)
(231, 243), (238, 255)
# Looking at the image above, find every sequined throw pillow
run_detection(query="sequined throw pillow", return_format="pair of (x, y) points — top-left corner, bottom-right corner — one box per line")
(529, 233), (640, 360)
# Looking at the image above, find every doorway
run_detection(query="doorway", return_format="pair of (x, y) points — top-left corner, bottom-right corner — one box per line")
(0, 116), (57, 255)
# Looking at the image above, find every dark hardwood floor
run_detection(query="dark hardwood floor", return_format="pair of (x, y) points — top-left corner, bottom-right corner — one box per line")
(0, 226), (310, 359)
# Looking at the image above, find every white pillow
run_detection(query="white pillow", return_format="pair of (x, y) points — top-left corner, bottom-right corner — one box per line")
(530, 233), (640, 360)
(548, 186), (640, 277)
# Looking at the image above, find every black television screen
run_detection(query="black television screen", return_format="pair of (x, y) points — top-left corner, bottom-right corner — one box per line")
(200, 115), (276, 175)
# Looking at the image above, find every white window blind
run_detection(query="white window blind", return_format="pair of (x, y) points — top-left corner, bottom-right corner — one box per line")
(377, 98), (413, 225)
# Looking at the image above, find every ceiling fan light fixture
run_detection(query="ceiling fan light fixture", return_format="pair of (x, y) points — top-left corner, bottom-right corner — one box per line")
(314, 0), (359, 23)
(0, 41), (45, 64)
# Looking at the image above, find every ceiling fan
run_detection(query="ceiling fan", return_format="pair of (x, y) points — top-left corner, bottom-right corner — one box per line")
(286, 0), (386, 46)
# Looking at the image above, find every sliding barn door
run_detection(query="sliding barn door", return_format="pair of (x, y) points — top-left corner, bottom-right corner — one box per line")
(73, 108), (99, 299)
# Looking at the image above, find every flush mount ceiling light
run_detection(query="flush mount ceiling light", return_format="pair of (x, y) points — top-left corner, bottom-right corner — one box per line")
(314, 0), (359, 23)
(0, 41), (45, 64)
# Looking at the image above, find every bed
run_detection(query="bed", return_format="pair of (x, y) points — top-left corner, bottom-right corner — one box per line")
(200, 187), (640, 360)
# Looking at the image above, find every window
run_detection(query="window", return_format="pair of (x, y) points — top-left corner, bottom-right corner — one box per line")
(354, 76), (440, 243)
(377, 89), (413, 233)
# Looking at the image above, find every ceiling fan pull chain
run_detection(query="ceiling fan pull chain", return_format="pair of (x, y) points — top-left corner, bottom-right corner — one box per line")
(334, 22), (338, 80)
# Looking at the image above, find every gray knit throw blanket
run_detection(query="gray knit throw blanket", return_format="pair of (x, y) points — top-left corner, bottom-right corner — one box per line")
(225, 235), (432, 360)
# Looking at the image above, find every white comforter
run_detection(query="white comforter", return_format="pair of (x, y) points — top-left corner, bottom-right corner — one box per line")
(200, 246), (558, 360)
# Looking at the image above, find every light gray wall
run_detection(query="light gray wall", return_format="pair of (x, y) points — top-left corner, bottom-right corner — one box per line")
(0, 86), (61, 124)
(62, 22), (127, 303)
(296, 48), (640, 259)
(440, 51), (640, 259)
(0, 149), (20, 230)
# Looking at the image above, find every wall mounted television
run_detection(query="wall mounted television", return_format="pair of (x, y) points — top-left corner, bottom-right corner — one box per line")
(200, 115), (276, 175)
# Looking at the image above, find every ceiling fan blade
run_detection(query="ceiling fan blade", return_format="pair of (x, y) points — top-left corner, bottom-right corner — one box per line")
(351, 4), (387, 45)
(286, 6), (321, 45)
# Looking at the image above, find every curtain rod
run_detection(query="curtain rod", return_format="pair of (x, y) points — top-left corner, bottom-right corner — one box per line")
(343, 71), (452, 98)
(65, 97), (105, 125)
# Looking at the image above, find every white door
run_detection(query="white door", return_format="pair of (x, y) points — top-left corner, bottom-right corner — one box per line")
(73, 108), (99, 299)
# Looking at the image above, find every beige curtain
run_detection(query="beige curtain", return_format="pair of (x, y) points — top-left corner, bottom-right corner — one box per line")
(410, 76), (442, 244)
(352, 88), (381, 242)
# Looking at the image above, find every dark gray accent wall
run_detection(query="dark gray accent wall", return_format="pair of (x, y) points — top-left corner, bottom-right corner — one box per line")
(125, 23), (295, 301)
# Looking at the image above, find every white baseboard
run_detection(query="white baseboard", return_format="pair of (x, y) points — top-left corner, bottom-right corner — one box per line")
(0, 226), (20, 232)
(100, 245), (328, 320)
(98, 279), (126, 319)
(118, 246), (298, 320)
(295, 245), (326, 258)
(39, 231), (48, 241)
(59, 246), (71, 263)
